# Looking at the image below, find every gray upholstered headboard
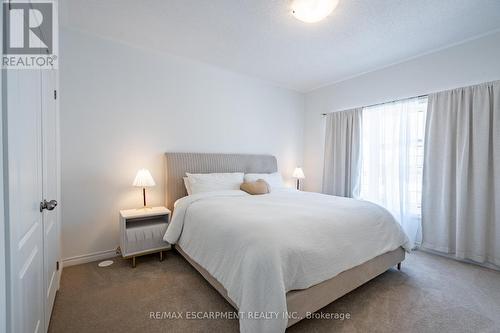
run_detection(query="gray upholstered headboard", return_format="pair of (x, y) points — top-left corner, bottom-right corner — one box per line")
(164, 152), (278, 211)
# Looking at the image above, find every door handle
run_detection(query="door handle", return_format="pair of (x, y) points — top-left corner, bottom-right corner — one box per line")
(40, 199), (58, 212)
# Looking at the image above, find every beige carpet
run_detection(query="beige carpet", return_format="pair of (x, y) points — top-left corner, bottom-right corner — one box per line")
(48, 250), (500, 333)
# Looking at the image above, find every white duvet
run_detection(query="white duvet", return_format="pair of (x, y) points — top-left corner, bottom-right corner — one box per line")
(164, 190), (410, 333)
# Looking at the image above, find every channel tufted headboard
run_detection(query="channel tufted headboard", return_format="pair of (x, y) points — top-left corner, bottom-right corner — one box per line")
(164, 152), (278, 211)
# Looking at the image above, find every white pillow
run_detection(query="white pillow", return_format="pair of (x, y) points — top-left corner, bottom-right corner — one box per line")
(183, 177), (192, 195)
(244, 172), (285, 191)
(186, 172), (244, 194)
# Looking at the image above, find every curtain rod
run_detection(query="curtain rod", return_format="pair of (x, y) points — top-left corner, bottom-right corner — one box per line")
(321, 94), (428, 116)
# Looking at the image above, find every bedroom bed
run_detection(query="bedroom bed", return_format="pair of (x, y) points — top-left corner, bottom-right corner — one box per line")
(163, 152), (409, 333)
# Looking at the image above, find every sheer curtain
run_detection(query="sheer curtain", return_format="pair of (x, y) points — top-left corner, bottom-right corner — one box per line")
(360, 97), (427, 248)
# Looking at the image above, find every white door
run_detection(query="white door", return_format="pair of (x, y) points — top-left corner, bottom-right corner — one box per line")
(41, 69), (60, 330)
(6, 71), (60, 333)
(5, 56), (59, 333)
(4, 1), (60, 331)
(6, 69), (45, 333)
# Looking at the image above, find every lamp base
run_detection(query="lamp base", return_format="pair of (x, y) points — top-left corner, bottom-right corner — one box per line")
(138, 188), (153, 209)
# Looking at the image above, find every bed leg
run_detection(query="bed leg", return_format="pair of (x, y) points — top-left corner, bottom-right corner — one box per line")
(132, 256), (136, 268)
(397, 262), (401, 271)
(159, 251), (163, 262)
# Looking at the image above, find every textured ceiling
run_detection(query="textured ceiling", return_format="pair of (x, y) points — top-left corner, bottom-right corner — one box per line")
(61, 0), (500, 92)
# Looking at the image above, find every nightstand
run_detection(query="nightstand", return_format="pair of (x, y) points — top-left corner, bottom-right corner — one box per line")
(119, 206), (171, 267)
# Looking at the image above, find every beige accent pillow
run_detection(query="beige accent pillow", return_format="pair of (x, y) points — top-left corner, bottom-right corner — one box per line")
(240, 179), (270, 195)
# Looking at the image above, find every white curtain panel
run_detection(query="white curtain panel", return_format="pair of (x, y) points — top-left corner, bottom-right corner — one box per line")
(360, 97), (428, 248)
(422, 81), (500, 266)
(322, 108), (362, 197)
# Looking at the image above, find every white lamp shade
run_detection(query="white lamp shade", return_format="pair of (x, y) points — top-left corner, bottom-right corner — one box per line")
(292, 167), (305, 179)
(132, 169), (156, 187)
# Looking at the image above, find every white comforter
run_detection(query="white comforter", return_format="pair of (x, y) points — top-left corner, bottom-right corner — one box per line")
(164, 190), (410, 333)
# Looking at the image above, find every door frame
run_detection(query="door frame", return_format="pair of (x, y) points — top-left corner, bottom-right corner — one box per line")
(1, 2), (7, 332)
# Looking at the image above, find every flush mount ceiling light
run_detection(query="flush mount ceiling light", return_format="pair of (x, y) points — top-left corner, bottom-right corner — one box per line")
(291, 0), (339, 23)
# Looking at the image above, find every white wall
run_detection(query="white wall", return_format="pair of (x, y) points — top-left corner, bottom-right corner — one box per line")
(303, 31), (500, 192)
(60, 28), (305, 264)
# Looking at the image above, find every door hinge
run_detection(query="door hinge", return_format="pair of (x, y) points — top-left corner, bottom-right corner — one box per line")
(54, 90), (57, 99)
(56, 261), (60, 271)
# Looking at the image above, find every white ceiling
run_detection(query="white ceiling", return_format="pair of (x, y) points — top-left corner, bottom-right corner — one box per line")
(61, 0), (500, 92)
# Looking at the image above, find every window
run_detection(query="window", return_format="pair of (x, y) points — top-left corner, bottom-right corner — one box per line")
(360, 96), (427, 247)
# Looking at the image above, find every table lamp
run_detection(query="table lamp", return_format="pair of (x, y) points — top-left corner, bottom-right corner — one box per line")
(133, 168), (156, 207)
(292, 167), (305, 190)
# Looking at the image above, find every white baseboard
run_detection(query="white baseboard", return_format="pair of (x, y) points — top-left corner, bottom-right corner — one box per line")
(62, 249), (118, 267)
